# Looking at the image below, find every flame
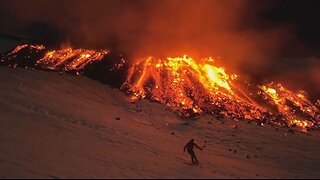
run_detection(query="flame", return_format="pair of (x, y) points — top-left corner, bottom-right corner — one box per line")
(37, 48), (109, 71)
(259, 83), (318, 129)
(122, 55), (319, 130)
(2, 44), (319, 131)
(7, 44), (45, 56)
(124, 55), (236, 96)
(122, 55), (265, 119)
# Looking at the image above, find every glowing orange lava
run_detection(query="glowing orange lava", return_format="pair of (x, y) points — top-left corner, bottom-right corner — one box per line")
(3, 44), (319, 131)
(122, 55), (319, 131)
(7, 44), (45, 56)
(37, 48), (109, 71)
(121, 55), (265, 119)
(259, 83), (318, 129)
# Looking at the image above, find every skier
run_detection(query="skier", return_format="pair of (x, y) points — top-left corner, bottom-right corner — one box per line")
(183, 139), (203, 165)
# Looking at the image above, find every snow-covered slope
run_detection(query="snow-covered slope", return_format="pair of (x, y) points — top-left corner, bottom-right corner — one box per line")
(0, 67), (320, 178)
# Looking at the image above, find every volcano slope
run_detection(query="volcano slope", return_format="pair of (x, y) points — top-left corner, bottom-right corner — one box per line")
(0, 67), (320, 179)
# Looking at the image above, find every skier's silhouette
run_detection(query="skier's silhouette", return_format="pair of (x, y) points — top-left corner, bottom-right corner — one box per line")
(184, 139), (203, 164)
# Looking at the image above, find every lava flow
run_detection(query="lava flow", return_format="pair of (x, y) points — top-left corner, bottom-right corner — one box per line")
(121, 55), (319, 131)
(121, 55), (266, 119)
(7, 44), (45, 56)
(259, 83), (319, 130)
(1, 44), (319, 132)
(1, 44), (109, 72)
(37, 47), (109, 71)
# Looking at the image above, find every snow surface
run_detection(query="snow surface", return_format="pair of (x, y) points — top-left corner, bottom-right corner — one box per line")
(0, 67), (320, 178)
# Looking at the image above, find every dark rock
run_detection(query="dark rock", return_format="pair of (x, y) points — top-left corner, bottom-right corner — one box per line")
(288, 129), (295, 134)
(115, 117), (120, 120)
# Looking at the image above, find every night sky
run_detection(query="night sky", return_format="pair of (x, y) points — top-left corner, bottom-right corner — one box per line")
(0, 0), (319, 56)
(0, 0), (319, 98)
(265, 0), (320, 56)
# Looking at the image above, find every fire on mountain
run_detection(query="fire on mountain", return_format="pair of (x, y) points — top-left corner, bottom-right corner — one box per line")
(1, 44), (319, 132)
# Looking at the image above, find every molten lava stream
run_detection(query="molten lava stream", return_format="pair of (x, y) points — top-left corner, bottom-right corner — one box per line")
(2, 44), (319, 132)
(122, 55), (319, 131)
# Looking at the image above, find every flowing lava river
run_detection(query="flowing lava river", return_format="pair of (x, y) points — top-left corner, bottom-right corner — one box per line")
(1, 44), (319, 132)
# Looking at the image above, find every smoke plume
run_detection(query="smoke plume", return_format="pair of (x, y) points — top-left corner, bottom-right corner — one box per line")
(0, 0), (318, 97)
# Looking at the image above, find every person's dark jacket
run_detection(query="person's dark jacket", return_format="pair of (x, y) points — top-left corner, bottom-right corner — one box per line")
(184, 139), (203, 152)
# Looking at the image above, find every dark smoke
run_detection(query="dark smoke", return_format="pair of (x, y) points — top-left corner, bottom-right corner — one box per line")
(0, 0), (318, 98)
(0, 1), (290, 58)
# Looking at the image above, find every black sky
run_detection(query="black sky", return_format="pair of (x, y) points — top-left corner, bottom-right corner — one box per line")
(266, 0), (320, 56)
